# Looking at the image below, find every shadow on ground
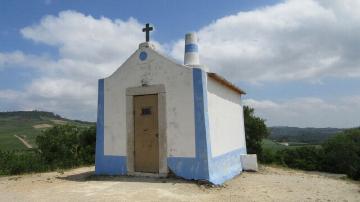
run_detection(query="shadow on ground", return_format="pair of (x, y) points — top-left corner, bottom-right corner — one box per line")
(56, 171), (194, 184)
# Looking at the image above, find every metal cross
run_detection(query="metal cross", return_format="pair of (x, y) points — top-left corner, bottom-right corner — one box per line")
(142, 23), (153, 42)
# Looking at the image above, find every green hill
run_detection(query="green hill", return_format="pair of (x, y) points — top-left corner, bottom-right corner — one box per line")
(268, 126), (343, 144)
(0, 111), (94, 151)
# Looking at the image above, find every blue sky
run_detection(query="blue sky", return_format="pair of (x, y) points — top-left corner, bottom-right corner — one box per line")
(1, 0), (360, 128)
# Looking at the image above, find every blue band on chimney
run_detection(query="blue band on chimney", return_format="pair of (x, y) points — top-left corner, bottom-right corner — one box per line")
(185, 44), (198, 52)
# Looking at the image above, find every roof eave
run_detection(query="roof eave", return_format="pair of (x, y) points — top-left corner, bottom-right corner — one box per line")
(207, 72), (246, 95)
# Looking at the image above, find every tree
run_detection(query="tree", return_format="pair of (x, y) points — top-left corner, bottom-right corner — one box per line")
(36, 125), (96, 168)
(322, 128), (360, 180)
(243, 106), (269, 160)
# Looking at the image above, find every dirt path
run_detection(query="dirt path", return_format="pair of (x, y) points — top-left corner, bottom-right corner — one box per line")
(14, 135), (32, 149)
(0, 165), (359, 202)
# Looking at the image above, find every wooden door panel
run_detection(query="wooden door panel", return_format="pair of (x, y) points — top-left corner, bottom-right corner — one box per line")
(134, 94), (159, 173)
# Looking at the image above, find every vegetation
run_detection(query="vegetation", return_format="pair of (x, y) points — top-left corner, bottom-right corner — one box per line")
(262, 128), (360, 180)
(269, 126), (342, 144)
(0, 150), (47, 175)
(36, 125), (96, 167)
(1, 109), (359, 182)
(322, 129), (360, 180)
(243, 106), (269, 160)
(243, 106), (359, 181)
(0, 111), (94, 151)
(0, 124), (96, 176)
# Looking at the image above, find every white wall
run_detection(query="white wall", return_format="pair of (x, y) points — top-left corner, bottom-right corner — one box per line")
(103, 46), (196, 158)
(207, 76), (246, 157)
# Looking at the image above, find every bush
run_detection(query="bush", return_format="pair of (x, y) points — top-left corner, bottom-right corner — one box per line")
(0, 150), (48, 175)
(0, 124), (96, 176)
(262, 128), (360, 181)
(322, 129), (360, 180)
(277, 146), (324, 171)
(261, 148), (278, 164)
(36, 125), (96, 168)
(244, 106), (269, 160)
(78, 126), (96, 164)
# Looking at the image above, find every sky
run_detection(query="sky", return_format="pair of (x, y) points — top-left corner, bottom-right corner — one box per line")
(0, 0), (359, 128)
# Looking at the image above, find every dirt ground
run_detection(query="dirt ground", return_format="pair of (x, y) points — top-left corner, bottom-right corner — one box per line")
(0, 165), (359, 202)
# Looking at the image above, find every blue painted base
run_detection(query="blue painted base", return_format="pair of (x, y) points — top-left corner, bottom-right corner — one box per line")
(167, 148), (246, 185)
(209, 148), (246, 184)
(167, 157), (209, 180)
(95, 156), (127, 175)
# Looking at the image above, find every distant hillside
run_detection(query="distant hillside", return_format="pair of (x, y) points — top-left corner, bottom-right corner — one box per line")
(268, 126), (343, 144)
(0, 111), (94, 151)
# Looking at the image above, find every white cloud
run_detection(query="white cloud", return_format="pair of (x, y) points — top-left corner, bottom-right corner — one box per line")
(1, 1), (360, 127)
(243, 97), (359, 128)
(171, 0), (360, 83)
(27, 78), (96, 100)
(0, 51), (51, 69)
(0, 10), (161, 120)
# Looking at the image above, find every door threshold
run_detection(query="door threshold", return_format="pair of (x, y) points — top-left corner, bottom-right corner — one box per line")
(128, 172), (167, 178)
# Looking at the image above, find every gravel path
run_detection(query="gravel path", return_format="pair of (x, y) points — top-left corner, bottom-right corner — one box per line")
(13, 135), (32, 149)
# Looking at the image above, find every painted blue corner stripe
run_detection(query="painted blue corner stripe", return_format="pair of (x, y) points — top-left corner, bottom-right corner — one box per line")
(95, 79), (105, 168)
(95, 79), (127, 175)
(193, 68), (211, 179)
(193, 68), (210, 161)
(185, 44), (198, 52)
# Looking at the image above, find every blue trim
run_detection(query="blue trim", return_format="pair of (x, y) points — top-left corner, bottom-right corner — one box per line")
(167, 68), (245, 185)
(167, 157), (197, 179)
(209, 148), (246, 184)
(95, 79), (127, 175)
(167, 68), (211, 181)
(139, 51), (147, 61)
(167, 147), (246, 185)
(95, 79), (104, 173)
(193, 68), (211, 161)
(185, 44), (198, 52)
(193, 68), (211, 179)
(96, 156), (127, 175)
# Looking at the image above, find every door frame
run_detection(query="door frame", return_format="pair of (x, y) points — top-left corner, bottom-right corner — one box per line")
(126, 84), (167, 176)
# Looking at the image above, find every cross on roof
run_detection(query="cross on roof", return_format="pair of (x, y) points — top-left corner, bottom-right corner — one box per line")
(142, 23), (153, 42)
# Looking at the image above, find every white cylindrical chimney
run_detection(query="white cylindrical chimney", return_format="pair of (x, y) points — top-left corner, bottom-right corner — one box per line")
(184, 33), (200, 66)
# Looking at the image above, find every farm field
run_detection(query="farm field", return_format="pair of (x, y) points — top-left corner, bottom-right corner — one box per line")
(0, 111), (94, 151)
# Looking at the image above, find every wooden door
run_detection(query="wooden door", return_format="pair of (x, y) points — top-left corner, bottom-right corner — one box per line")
(134, 94), (159, 173)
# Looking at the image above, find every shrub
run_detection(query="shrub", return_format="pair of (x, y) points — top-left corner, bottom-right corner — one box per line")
(0, 124), (96, 176)
(244, 106), (269, 160)
(263, 128), (360, 180)
(78, 126), (96, 164)
(261, 148), (278, 164)
(322, 129), (360, 180)
(277, 146), (324, 171)
(36, 125), (96, 168)
(0, 150), (48, 175)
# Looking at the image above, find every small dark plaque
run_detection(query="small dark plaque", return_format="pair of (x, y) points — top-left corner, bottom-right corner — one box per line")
(141, 107), (152, 115)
